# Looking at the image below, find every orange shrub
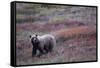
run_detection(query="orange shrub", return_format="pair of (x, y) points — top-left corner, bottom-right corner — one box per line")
(54, 26), (96, 40)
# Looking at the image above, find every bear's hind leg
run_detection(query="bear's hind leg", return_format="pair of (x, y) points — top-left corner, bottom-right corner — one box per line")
(44, 45), (49, 54)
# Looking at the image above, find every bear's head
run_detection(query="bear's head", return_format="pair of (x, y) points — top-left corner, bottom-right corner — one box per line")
(29, 34), (40, 47)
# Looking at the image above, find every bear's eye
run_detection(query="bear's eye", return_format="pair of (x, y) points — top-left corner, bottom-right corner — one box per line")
(34, 38), (36, 41)
(33, 37), (38, 41)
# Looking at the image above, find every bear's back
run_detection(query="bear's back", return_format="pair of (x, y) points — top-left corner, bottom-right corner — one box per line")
(38, 34), (55, 41)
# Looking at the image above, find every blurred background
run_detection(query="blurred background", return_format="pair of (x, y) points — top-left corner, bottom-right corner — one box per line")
(16, 3), (97, 65)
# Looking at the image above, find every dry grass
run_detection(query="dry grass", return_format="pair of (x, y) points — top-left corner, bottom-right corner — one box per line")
(16, 25), (97, 65)
(54, 26), (96, 40)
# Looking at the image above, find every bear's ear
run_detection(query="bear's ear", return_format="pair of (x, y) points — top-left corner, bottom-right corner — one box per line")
(29, 35), (31, 38)
(35, 34), (38, 37)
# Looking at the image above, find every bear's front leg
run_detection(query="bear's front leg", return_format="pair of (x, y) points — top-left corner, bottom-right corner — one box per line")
(37, 47), (45, 57)
(32, 47), (37, 57)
